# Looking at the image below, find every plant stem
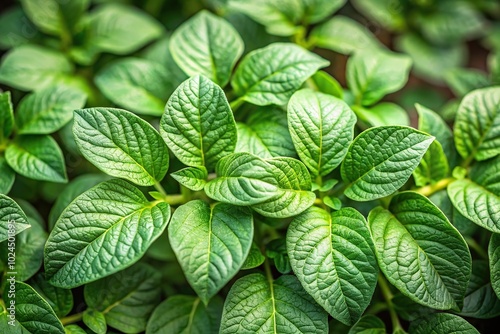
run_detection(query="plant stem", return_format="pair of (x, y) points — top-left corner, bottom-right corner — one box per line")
(154, 182), (168, 198)
(378, 274), (404, 333)
(415, 177), (455, 197)
(60, 312), (84, 325)
(165, 194), (186, 205)
(230, 98), (244, 111)
(465, 236), (488, 259)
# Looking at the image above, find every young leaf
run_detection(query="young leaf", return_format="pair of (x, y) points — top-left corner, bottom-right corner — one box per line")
(412, 141), (449, 187)
(0, 44), (73, 91)
(204, 153), (279, 206)
(309, 71), (343, 98)
(95, 58), (173, 116)
(219, 274), (328, 333)
(242, 242), (265, 270)
(459, 260), (500, 319)
(409, 313), (479, 334)
(146, 295), (223, 334)
(448, 156), (500, 232)
(311, 16), (383, 55)
(160, 75), (237, 170)
(231, 43), (329, 106)
(347, 49), (412, 106)
(64, 325), (87, 334)
(16, 85), (87, 134)
(341, 126), (434, 201)
(288, 89), (356, 177)
(351, 0), (405, 31)
(73, 108), (169, 186)
(0, 157), (15, 194)
(250, 157), (316, 218)
(445, 68), (490, 97)
(84, 263), (162, 333)
(368, 192), (471, 310)
(169, 200), (253, 304)
(0, 194), (30, 242)
(44, 179), (170, 288)
(287, 207), (378, 325)
(489, 233), (500, 299)
(0, 91), (14, 143)
(171, 166), (208, 191)
(352, 102), (410, 127)
(349, 315), (386, 334)
(266, 238), (291, 274)
(170, 10), (243, 87)
(3, 281), (65, 333)
(5, 134), (67, 183)
(29, 272), (73, 318)
(301, 0), (346, 24)
(454, 86), (500, 162)
(236, 107), (296, 159)
(0, 7), (39, 49)
(83, 309), (107, 334)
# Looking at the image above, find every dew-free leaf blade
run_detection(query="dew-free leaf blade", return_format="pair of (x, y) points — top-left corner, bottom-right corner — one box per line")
(0, 157), (15, 194)
(160, 75), (237, 170)
(489, 233), (500, 299)
(0, 194), (30, 242)
(44, 179), (170, 288)
(349, 315), (386, 334)
(454, 86), (500, 162)
(84, 263), (162, 333)
(170, 166), (207, 191)
(29, 272), (73, 318)
(412, 140), (449, 187)
(169, 200), (253, 304)
(231, 43), (329, 106)
(0, 91), (14, 143)
(219, 274), (328, 334)
(287, 207), (378, 325)
(368, 192), (471, 310)
(73, 108), (169, 186)
(16, 85), (87, 134)
(170, 10), (243, 87)
(146, 295), (223, 334)
(408, 313), (479, 334)
(341, 126), (434, 201)
(288, 89), (356, 177)
(5, 134), (67, 183)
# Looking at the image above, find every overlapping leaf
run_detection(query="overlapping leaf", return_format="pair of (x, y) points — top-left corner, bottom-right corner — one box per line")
(0, 194), (30, 242)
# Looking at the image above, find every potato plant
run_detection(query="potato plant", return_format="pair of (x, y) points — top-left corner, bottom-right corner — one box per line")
(0, 0), (499, 333)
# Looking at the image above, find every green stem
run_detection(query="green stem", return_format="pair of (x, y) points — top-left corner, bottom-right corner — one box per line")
(465, 236), (488, 259)
(60, 312), (83, 326)
(378, 274), (404, 333)
(230, 98), (244, 111)
(154, 182), (168, 198)
(164, 194), (185, 205)
(365, 301), (389, 315)
(415, 177), (455, 197)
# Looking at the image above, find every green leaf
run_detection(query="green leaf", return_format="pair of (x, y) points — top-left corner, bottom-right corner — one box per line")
(0, 44), (74, 91)
(413, 141), (449, 187)
(16, 85), (87, 135)
(323, 195), (342, 210)
(250, 157), (315, 218)
(160, 75), (237, 170)
(169, 200), (253, 304)
(416, 103), (456, 166)
(348, 315), (385, 334)
(0, 194), (30, 242)
(0, 157), (15, 194)
(459, 260), (500, 319)
(95, 58), (172, 116)
(490, 233), (500, 299)
(204, 152), (279, 205)
(301, 0), (346, 24)
(368, 192), (471, 310)
(83, 309), (107, 334)
(64, 325), (87, 334)
(287, 207), (378, 325)
(409, 313), (479, 334)
(231, 43), (329, 106)
(29, 272), (73, 318)
(341, 126), (434, 201)
(82, 4), (163, 56)
(171, 166), (207, 191)
(311, 16), (383, 55)
(84, 263), (162, 333)
(347, 48), (412, 106)
(454, 86), (500, 162)
(21, 0), (89, 36)
(220, 274), (328, 333)
(0, 91), (14, 143)
(170, 10), (243, 87)
(0, 7), (39, 49)
(242, 242), (265, 270)
(351, 0), (405, 31)
(44, 179), (170, 288)
(309, 70), (343, 98)
(5, 134), (67, 183)
(288, 89), (356, 177)
(73, 108), (169, 186)
(266, 238), (291, 274)
(352, 102), (410, 127)
(235, 108), (296, 159)
(448, 157), (500, 232)
(3, 281), (65, 333)
(48, 173), (110, 230)
(445, 68), (490, 97)
(146, 295), (223, 334)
